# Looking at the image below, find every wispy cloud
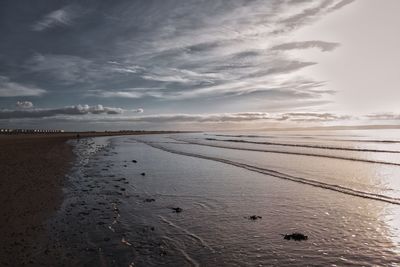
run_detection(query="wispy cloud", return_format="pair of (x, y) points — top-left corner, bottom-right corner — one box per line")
(0, 0), (358, 130)
(0, 76), (46, 97)
(26, 54), (146, 85)
(365, 113), (400, 120)
(142, 68), (221, 85)
(107, 61), (144, 74)
(271, 41), (340, 52)
(113, 112), (351, 123)
(1, 110), (351, 124)
(124, 112), (280, 123)
(275, 0), (344, 33)
(281, 112), (351, 121)
(97, 90), (164, 99)
(26, 54), (94, 84)
(24, 1), (354, 101)
(32, 5), (81, 31)
(328, 0), (356, 12)
(0, 104), (143, 119)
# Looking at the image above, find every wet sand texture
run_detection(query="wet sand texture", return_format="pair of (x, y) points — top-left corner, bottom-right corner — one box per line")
(0, 135), (73, 265)
(0, 132), (182, 266)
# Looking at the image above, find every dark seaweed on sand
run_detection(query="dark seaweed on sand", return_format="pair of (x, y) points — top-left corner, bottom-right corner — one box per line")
(282, 232), (308, 241)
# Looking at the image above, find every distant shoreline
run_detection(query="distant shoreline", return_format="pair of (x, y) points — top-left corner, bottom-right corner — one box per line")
(0, 130), (193, 138)
(0, 131), (187, 266)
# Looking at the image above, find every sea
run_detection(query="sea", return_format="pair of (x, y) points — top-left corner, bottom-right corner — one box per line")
(44, 129), (400, 266)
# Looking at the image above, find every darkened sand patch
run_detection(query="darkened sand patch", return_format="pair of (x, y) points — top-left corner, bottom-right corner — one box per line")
(0, 131), (185, 265)
(0, 135), (74, 266)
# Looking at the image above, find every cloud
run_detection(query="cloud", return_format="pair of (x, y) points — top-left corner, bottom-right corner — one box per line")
(2, 0), (356, 125)
(107, 61), (144, 74)
(91, 112), (350, 124)
(26, 54), (94, 84)
(26, 54), (146, 85)
(0, 76), (46, 97)
(126, 112), (279, 123)
(281, 112), (352, 121)
(54, 0), (351, 103)
(32, 5), (81, 31)
(167, 74), (324, 100)
(0, 104), (143, 119)
(276, 0), (355, 33)
(328, 0), (356, 12)
(35, 111), (348, 124)
(97, 90), (163, 99)
(365, 113), (400, 120)
(142, 68), (221, 85)
(271, 41), (340, 52)
(16, 101), (34, 109)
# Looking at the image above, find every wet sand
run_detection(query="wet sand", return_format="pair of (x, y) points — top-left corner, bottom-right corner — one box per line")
(3, 130), (399, 266)
(0, 131), (182, 266)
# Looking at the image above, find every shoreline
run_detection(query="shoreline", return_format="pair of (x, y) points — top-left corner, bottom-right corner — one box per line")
(0, 131), (184, 266)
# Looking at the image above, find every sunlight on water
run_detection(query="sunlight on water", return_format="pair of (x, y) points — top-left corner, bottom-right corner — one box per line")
(44, 129), (400, 266)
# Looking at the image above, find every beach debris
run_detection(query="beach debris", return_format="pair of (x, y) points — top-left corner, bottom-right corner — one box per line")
(121, 237), (132, 246)
(282, 232), (308, 241)
(160, 249), (167, 256)
(247, 215), (262, 220)
(141, 172), (146, 176)
(141, 226), (155, 233)
(132, 160), (137, 163)
(144, 198), (156, 203)
(171, 207), (183, 213)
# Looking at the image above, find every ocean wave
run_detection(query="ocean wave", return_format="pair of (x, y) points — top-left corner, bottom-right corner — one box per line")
(170, 138), (400, 167)
(206, 134), (400, 144)
(141, 141), (400, 206)
(204, 138), (400, 154)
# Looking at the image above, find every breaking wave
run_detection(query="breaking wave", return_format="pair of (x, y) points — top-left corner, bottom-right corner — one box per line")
(171, 138), (400, 167)
(204, 138), (400, 154)
(141, 141), (400, 206)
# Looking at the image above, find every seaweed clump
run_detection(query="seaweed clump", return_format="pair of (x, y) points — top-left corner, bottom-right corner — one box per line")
(282, 232), (308, 241)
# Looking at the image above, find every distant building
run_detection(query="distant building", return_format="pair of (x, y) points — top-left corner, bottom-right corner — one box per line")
(0, 128), (65, 134)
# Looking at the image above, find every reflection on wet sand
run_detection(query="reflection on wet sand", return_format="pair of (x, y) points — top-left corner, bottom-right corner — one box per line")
(15, 130), (400, 266)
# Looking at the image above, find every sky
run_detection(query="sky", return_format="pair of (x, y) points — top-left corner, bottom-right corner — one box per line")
(0, 0), (399, 131)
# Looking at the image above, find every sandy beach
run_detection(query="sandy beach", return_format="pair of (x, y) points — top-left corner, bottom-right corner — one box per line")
(1, 130), (400, 266)
(0, 131), (181, 266)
